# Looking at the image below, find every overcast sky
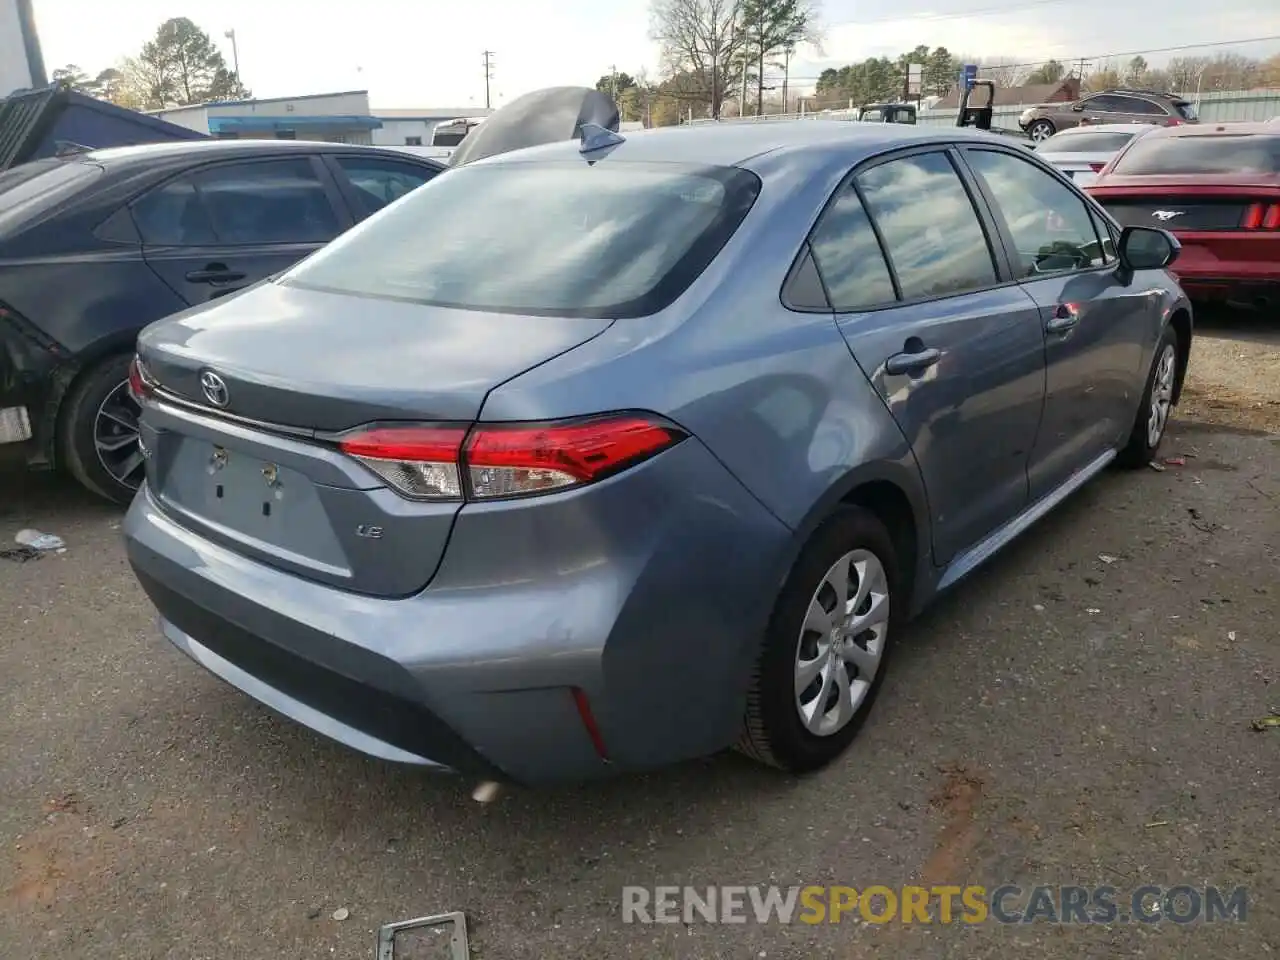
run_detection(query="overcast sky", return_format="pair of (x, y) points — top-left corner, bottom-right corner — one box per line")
(31, 0), (1280, 108)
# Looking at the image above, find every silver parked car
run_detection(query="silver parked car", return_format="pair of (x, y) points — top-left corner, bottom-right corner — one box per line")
(1035, 123), (1157, 186)
(124, 89), (1193, 786)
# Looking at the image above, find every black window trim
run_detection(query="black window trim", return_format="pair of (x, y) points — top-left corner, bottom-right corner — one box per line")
(781, 142), (1020, 315)
(127, 152), (353, 248)
(318, 151), (444, 222)
(954, 143), (1122, 283)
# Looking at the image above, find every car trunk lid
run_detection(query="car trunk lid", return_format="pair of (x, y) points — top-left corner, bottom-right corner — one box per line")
(1088, 177), (1280, 232)
(135, 280), (614, 598)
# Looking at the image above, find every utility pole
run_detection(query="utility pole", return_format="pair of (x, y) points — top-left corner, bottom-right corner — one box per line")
(609, 64), (617, 101)
(224, 29), (241, 85)
(482, 50), (495, 109)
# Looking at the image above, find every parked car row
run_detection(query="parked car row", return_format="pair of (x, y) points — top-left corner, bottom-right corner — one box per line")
(1036, 119), (1280, 311)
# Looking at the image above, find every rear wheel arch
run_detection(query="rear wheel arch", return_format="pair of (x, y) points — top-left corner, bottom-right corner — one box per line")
(783, 462), (928, 616)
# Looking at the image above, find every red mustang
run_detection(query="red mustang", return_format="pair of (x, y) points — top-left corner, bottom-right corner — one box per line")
(1087, 121), (1280, 310)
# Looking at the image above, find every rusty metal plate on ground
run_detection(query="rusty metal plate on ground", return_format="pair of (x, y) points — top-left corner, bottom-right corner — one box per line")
(376, 912), (469, 960)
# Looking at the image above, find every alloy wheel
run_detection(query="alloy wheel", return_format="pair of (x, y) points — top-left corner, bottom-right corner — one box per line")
(793, 549), (890, 737)
(1147, 343), (1177, 448)
(94, 379), (145, 489)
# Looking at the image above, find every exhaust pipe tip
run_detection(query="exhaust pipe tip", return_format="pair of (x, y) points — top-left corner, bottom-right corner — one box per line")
(471, 780), (503, 804)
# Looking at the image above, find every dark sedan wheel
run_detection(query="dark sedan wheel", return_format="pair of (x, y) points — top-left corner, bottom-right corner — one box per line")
(1028, 119), (1056, 141)
(60, 353), (145, 505)
(737, 506), (899, 773)
(1118, 324), (1181, 468)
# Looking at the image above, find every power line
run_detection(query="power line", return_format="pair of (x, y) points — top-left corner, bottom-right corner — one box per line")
(780, 34), (1280, 81)
(482, 50), (496, 109)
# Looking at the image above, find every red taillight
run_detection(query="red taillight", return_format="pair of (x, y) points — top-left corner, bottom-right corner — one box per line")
(336, 414), (687, 502)
(1240, 203), (1280, 230)
(128, 355), (156, 403)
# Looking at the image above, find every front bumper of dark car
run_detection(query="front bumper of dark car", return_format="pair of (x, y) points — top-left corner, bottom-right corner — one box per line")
(0, 306), (66, 460)
(123, 436), (793, 785)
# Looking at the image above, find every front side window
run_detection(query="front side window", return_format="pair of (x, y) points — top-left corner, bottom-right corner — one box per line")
(334, 157), (437, 218)
(855, 152), (998, 300)
(966, 149), (1109, 276)
(1081, 95), (1124, 113)
(282, 161), (761, 319)
(806, 185), (897, 311)
(133, 158), (341, 246)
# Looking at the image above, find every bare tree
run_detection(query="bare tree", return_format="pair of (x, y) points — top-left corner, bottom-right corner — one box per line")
(975, 56), (1030, 88)
(650, 0), (746, 119)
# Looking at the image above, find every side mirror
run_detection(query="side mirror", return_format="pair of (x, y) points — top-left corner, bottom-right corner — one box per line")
(1116, 226), (1180, 283)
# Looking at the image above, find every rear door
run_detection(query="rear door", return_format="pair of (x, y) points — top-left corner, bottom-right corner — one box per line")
(959, 145), (1154, 498)
(321, 153), (443, 221)
(133, 155), (352, 306)
(815, 147), (1047, 565)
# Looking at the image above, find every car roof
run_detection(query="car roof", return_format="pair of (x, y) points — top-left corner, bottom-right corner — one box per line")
(1051, 123), (1161, 136)
(81, 138), (428, 167)
(470, 120), (1026, 170)
(1137, 121), (1280, 141)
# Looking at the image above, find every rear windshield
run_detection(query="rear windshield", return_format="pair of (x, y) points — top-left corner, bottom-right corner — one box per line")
(1111, 134), (1280, 175)
(1175, 101), (1198, 121)
(1037, 131), (1137, 155)
(0, 159), (104, 233)
(282, 160), (762, 318)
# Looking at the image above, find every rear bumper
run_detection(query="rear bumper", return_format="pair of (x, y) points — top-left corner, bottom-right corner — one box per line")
(0, 308), (62, 453)
(123, 437), (793, 785)
(1163, 232), (1280, 307)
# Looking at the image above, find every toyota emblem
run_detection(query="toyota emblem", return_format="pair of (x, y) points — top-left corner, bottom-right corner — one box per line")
(200, 370), (230, 408)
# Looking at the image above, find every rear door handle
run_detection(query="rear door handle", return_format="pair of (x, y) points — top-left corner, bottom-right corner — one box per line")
(1045, 303), (1080, 335)
(885, 346), (941, 376)
(185, 265), (246, 284)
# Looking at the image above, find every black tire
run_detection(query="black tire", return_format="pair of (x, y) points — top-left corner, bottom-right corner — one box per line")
(1117, 324), (1181, 469)
(58, 352), (144, 505)
(737, 506), (900, 773)
(1028, 119), (1056, 141)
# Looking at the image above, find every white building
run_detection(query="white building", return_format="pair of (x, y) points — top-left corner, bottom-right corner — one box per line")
(151, 91), (491, 146)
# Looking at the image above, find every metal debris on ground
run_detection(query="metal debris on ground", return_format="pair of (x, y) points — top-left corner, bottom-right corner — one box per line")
(331, 907), (349, 921)
(1250, 713), (1280, 732)
(1148, 460), (1167, 472)
(0, 545), (42, 562)
(377, 912), (469, 960)
(1098, 554), (1118, 564)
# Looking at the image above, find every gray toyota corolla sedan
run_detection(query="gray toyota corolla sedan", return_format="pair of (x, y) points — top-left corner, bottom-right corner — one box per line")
(124, 95), (1192, 786)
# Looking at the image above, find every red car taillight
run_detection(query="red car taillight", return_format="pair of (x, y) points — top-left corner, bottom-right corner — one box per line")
(337, 414), (688, 502)
(1240, 202), (1280, 230)
(128, 355), (157, 403)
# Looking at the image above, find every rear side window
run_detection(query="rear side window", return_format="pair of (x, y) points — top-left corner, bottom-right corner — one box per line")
(1037, 132), (1137, 155)
(1118, 97), (1165, 116)
(333, 156), (437, 219)
(0, 159), (103, 235)
(855, 152), (998, 301)
(282, 161), (761, 319)
(1111, 135), (1280, 175)
(806, 186), (896, 311)
(133, 158), (341, 246)
(1175, 101), (1198, 121)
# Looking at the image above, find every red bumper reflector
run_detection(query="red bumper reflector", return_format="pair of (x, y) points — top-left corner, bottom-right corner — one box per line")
(571, 687), (609, 761)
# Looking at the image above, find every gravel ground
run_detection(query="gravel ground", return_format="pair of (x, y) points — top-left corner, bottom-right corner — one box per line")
(1, 310), (1277, 959)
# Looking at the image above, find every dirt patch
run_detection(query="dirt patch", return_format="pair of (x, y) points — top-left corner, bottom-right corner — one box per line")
(3, 793), (120, 912)
(918, 766), (985, 886)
